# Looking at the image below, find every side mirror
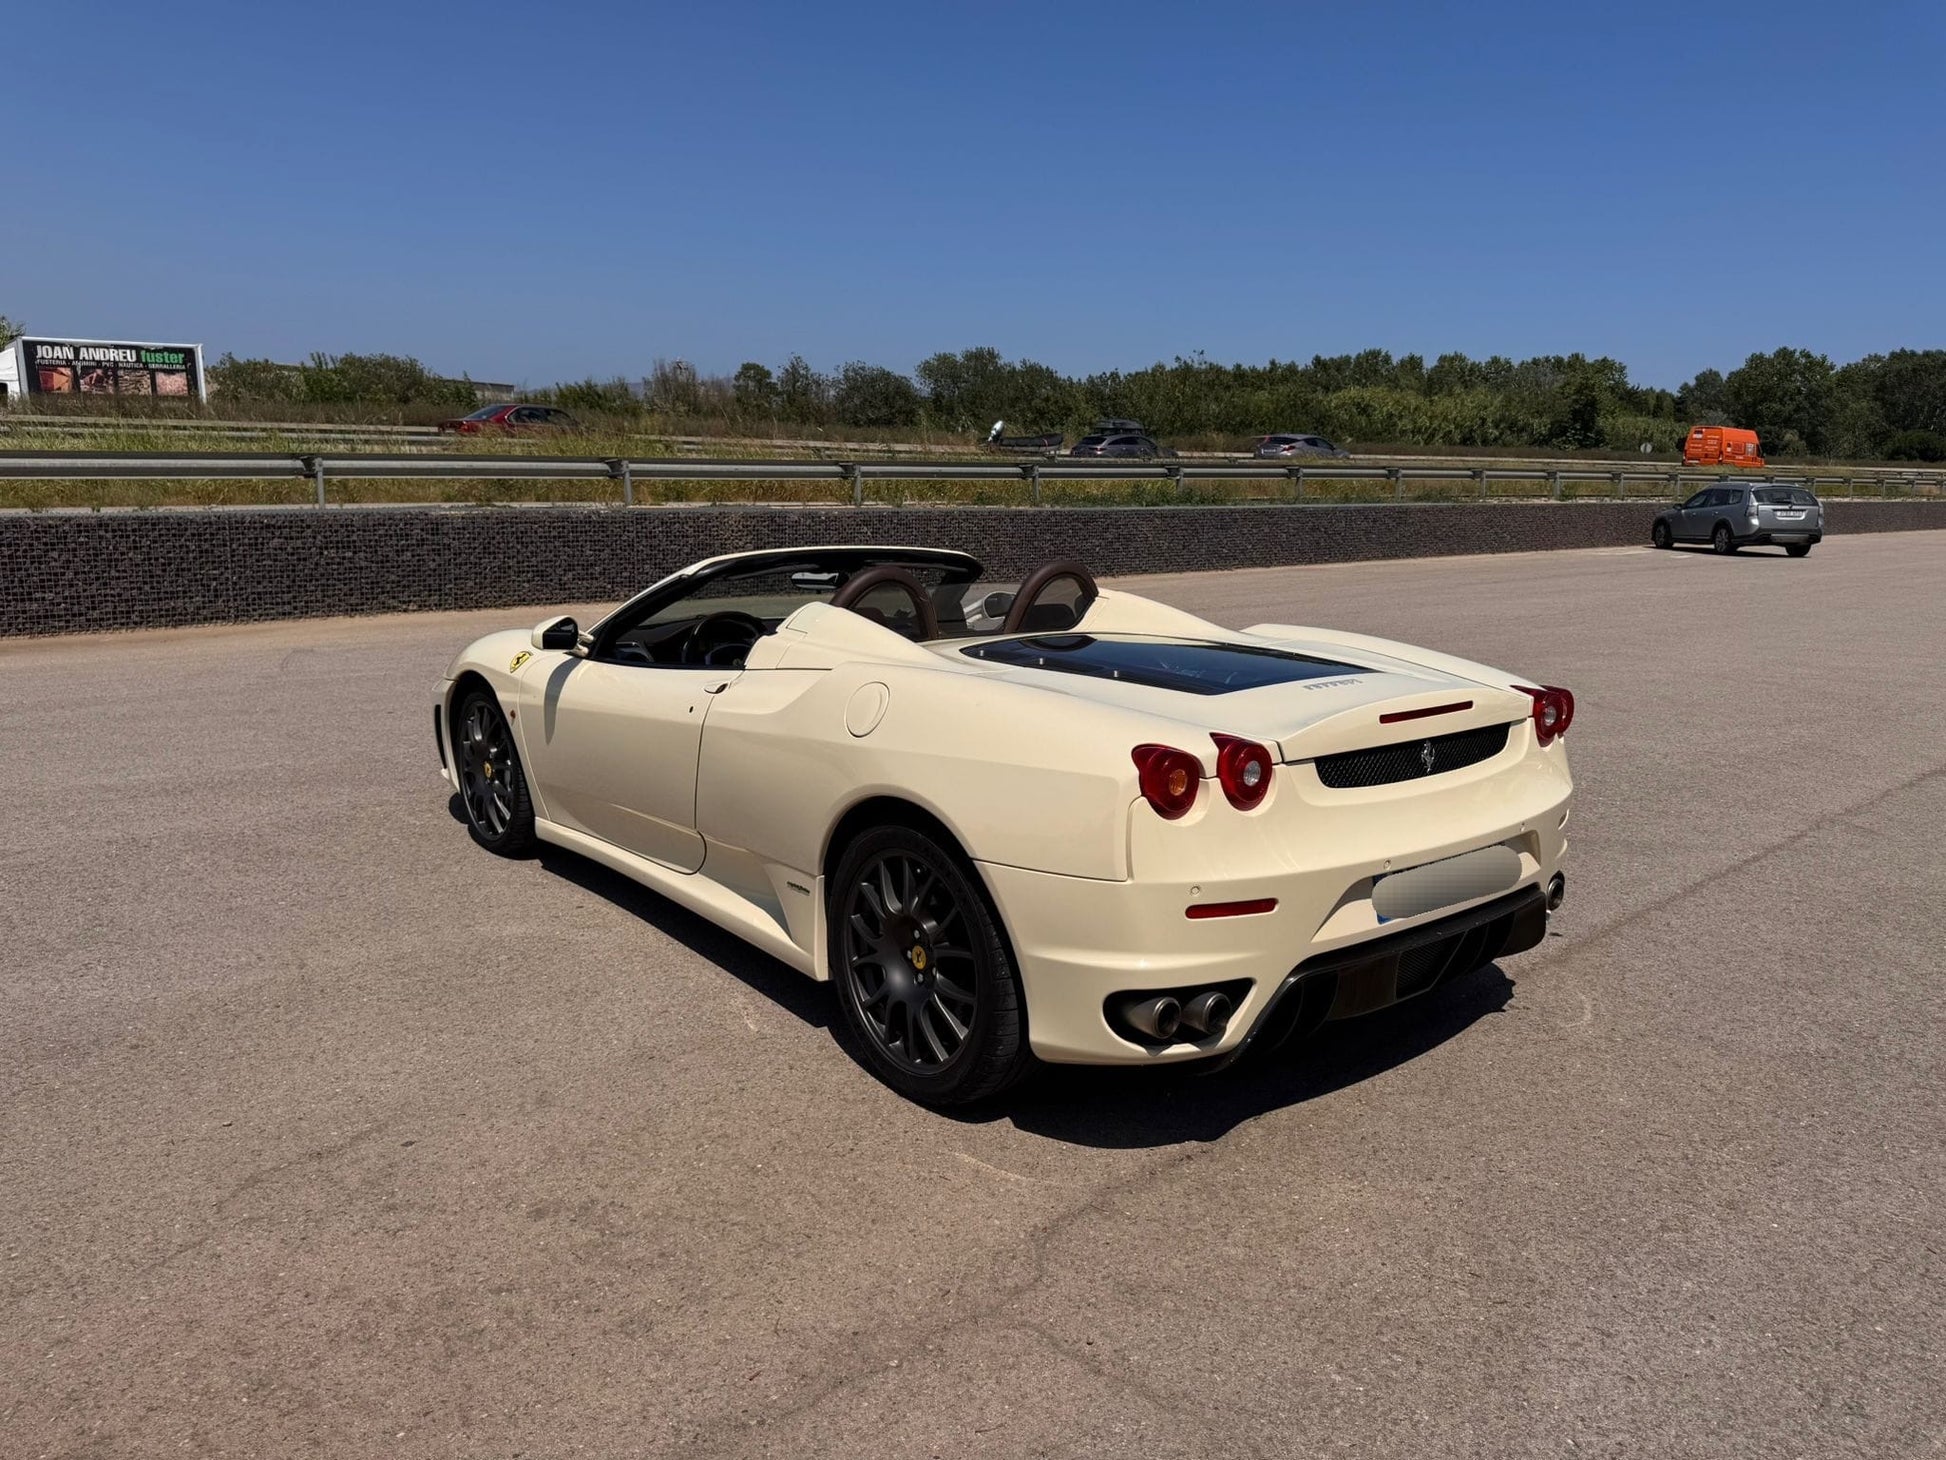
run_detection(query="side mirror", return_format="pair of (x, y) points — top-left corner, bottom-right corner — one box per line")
(532, 616), (578, 651)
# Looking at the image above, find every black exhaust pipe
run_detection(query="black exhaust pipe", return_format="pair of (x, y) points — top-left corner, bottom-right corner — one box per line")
(1119, 994), (1183, 1042)
(1546, 873), (1566, 912)
(1179, 990), (1234, 1038)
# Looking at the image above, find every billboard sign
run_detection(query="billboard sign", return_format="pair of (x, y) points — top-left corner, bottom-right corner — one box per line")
(18, 337), (205, 401)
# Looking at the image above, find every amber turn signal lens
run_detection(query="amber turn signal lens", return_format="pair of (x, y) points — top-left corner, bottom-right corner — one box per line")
(1131, 744), (1202, 819)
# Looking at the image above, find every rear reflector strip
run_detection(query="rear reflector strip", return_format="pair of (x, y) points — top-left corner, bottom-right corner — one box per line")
(1186, 898), (1278, 920)
(1379, 699), (1473, 724)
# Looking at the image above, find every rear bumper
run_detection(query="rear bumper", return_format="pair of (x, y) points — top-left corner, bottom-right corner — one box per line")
(1205, 886), (1548, 1070)
(980, 771), (1570, 1065)
(1738, 529), (1822, 546)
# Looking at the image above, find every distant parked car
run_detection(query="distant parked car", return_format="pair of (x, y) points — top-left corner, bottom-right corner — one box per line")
(984, 420), (1065, 453)
(1254, 433), (1350, 459)
(437, 404), (580, 435)
(1652, 483), (1822, 556)
(1070, 432), (1173, 459)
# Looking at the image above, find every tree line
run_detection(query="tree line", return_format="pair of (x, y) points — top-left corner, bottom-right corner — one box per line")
(17, 329), (1935, 461)
(520, 346), (1946, 461)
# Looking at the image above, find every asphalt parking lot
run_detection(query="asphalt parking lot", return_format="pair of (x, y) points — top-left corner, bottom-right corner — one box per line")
(4, 533), (1943, 1458)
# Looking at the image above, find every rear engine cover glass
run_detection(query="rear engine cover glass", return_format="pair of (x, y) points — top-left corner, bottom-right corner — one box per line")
(961, 635), (1368, 695)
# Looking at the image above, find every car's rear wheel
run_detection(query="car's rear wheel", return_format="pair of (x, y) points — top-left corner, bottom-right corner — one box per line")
(1651, 520), (1673, 550)
(453, 687), (535, 855)
(829, 824), (1032, 1105)
(1712, 523), (1737, 555)
(1786, 542), (1813, 558)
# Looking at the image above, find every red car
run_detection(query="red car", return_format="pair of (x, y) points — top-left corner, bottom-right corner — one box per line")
(436, 404), (579, 435)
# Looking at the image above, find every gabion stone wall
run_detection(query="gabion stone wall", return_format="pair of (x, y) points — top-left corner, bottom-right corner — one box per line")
(1, 500), (1939, 637)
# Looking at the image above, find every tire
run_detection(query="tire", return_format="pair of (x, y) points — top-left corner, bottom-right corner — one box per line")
(828, 824), (1033, 1105)
(452, 687), (536, 856)
(1712, 523), (1737, 555)
(1651, 520), (1673, 550)
(1785, 543), (1812, 558)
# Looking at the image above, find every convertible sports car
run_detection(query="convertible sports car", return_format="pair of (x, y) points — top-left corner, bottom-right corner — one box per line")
(435, 546), (1575, 1105)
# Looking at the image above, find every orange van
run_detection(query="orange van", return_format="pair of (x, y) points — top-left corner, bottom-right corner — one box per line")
(1683, 425), (1764, 468)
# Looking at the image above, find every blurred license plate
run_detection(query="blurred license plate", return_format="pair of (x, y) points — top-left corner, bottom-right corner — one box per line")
(1778, 510), (1805, 519)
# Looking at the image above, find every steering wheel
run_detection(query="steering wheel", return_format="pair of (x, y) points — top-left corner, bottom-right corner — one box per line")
(682, 610), (768, 667)
(828, 567), (939, 641)
(1002, 559), (1099, 635)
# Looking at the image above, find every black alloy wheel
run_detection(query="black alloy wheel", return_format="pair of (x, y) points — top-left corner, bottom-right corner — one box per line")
(454, 688), (535, 855)
(830, 825), (1031, 1104)
(1651, 520), (1673, 550)
(1712, 523), (1737, 555)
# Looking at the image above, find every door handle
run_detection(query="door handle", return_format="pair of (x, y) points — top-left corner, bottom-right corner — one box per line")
(704, 679), (733, 695)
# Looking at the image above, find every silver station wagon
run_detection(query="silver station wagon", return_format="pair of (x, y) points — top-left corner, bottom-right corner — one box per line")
(1652, 484), (1823, 556)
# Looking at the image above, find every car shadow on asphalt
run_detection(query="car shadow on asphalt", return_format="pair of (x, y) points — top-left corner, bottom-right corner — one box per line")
(1667, 545), (1796, 558)
(446, 794), (835, 1030)
(474, 798), (1517, 1147)
(973, 965), (1516, 1148)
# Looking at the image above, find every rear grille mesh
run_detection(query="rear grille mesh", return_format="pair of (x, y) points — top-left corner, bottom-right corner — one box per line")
(1314, 722), (1512, 789)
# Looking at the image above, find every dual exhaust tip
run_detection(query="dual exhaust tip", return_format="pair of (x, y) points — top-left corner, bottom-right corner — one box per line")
(1119, 989), (1233, 1044)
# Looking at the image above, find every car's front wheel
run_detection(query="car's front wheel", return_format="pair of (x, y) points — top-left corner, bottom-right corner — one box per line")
(829, 824), (1032, 1105)
(1652, 520), (1673, 549)
(1712, 523), (1737, 555)
(453, 687), (535, 856)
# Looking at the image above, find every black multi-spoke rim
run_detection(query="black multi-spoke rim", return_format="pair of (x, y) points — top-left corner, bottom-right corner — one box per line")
(456, 697), (518, 837)
(842, 850), (979, 1073)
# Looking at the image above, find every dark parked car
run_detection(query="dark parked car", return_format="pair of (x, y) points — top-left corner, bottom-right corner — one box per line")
(1070, 432), (1172, 459)
(985, 420), (1065, 453)
(1652, 483), (1823, 556)
(1254, 432), (1350, 459)
(436, 403), (580, 435)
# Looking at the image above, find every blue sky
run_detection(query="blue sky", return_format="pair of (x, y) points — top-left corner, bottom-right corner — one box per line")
(5, 0), (1940, 391)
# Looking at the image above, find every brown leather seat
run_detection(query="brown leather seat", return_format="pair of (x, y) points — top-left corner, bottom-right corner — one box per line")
(1002, 559), (1099, 636)
(829, 566), (940, 642)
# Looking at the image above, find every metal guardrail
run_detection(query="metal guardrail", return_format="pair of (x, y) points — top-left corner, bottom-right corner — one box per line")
(0, 450), (1940, 509)
(7, 413), (1946, 480)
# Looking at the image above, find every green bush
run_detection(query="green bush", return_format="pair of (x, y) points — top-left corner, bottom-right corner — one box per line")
(1884, 429), (1946, 462)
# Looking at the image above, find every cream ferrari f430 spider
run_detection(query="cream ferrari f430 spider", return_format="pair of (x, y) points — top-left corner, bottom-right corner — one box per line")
(435, 547), (1574, 1105)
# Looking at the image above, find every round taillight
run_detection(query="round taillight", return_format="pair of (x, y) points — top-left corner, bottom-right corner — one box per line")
(1211, 733), (1274, 810)
(1131, 744), (1202, 819)
(1517, 685), (1575, 746)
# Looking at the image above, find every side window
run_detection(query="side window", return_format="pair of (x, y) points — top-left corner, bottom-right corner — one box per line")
(1682, 491), (1710, 510)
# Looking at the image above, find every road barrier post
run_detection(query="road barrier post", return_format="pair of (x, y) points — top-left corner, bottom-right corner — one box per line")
(609, 459), (633, 507)
(1549, 471), (1563, 501)
(1027, 462), (1041, 505)
(1476, 469), (1488, 499)
(845, 463), (862, 507)
(1611, 472), (1623, 499)
(1291, 467), (1305, 501)
(303, 455), (325, 508)
(1390, 467), (1404, 500)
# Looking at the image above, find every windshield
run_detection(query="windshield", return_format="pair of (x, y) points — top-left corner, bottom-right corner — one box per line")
(463, 404), (510, 420)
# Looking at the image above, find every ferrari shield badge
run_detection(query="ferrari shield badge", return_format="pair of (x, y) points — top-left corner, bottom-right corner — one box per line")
(509, 651), (532, 673)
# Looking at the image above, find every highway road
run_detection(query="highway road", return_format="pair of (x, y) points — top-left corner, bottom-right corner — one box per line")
(4, 535), (1943, 1458)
